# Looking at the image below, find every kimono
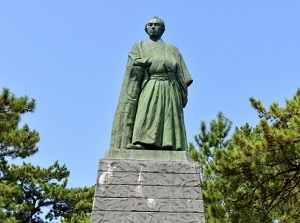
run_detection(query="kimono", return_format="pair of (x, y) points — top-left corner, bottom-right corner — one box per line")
(110, 38), (193, 150)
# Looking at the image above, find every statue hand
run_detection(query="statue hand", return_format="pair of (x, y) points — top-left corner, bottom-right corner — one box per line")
(147, 58), (153, 64)
(132, 66), (145, 80)
(146, 57), (160, 67)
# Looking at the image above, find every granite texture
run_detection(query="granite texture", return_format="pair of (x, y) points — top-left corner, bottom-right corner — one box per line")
(91, 158), (205, 223)
(92, 197), (204, 212)
(98, 159), (199, 173)
(91, 211), (205, 223)
(95, 185), (202, 199)
(97, 171), (201, 186)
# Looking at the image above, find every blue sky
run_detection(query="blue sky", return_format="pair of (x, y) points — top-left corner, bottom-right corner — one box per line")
(1, 1), (300, 188)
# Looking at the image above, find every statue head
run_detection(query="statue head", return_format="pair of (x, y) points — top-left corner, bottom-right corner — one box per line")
(144, 16), (165, 39)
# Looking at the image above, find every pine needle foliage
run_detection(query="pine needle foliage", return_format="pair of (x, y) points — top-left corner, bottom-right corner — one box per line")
(0, 88), (94, 223)
(191, 89), (300, 222)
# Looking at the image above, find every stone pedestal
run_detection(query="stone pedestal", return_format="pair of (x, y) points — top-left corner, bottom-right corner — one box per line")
(91, 149), (205, 223)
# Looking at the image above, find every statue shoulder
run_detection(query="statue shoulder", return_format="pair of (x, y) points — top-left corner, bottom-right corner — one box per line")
(132, 40), (148, 47)
(165, 42), (180, 52)
(130, 41), (147, 51)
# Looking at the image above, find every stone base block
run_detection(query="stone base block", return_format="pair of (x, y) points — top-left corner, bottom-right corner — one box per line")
(91, 151), (205, 223)
(91, 211), (205, 223)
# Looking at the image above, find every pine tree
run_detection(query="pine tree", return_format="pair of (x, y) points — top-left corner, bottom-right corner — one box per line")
(192, 89), (300, 222)
(190, 111), (233, 223)
(0, 88), (94, 222)
(59, 186), (95, 223)
(0, 88), (39, 165)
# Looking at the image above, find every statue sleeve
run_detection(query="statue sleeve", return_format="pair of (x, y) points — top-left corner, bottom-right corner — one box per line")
(177, 49), (193, 87)
(110, 43), (144, 149)
(128, 42), (150, 68)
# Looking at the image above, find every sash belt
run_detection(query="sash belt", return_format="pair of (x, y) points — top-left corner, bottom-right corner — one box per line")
(149, 72), (177, 81)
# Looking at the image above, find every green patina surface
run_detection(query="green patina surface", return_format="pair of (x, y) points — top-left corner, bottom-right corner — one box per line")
(110, 16), (193, 152)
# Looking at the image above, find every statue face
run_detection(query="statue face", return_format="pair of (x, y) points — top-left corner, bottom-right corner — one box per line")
(146, 18), (164, 39)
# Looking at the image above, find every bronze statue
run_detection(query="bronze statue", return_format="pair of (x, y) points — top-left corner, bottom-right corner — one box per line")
(110, 16), (193, 151)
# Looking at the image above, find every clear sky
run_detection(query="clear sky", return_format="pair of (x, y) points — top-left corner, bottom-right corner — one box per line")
(1, 1), (300, 188)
